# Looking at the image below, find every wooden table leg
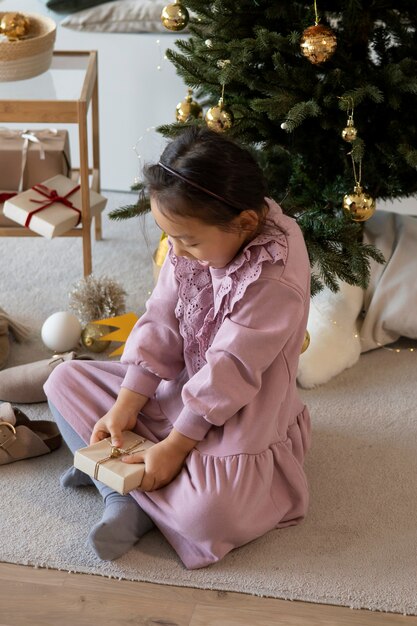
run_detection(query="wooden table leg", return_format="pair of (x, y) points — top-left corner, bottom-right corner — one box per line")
(78, 101), (92, 277)
(91, 58), (102, 242)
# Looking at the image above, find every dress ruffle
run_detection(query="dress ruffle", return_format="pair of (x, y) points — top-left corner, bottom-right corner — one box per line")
(170, 200), (289, 374)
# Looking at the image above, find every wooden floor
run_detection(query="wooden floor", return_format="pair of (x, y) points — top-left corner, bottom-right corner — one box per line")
(1, 562), (417, 626)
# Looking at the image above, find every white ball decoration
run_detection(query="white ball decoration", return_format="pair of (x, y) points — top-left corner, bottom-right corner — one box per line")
(41, 311), (82, 353)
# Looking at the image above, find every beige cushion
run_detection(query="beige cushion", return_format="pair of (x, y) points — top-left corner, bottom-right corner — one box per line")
(61, 0), (188, 32)
(361, 211), (417, 351)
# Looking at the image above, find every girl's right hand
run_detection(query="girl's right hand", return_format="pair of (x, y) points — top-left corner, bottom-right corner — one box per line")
(90, 407), (137, 447)
(90, 387), (149, 447)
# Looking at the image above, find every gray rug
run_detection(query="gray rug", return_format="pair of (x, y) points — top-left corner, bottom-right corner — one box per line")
(1, 193), (417, 615)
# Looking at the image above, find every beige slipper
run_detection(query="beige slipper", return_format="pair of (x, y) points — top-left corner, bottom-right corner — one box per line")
(0, 403), (62, 465)
(0, 307), (31, 371)
(0, 352), (93, 404)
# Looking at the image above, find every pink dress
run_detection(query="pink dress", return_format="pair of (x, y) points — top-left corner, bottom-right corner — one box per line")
(44, 199), (312, 569)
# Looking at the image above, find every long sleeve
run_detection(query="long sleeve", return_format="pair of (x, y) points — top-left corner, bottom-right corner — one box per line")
(120, 253), (185, 397)
(174, 274), (308, 440)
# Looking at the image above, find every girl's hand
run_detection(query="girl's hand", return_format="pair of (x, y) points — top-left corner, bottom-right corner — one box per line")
(90, 407), (137, 447)
(122, 429), (199, 491)
(90, 388), (149, 447)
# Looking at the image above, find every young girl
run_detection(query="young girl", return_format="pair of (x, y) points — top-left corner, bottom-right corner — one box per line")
(45, 127), (311, 570)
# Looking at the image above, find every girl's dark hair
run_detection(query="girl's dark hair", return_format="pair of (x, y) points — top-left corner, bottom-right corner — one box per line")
(143, 127), (268, 229)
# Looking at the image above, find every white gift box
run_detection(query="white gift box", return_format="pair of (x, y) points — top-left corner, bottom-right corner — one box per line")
(3, 174), (107, 238)
(74, 432), (154, 495)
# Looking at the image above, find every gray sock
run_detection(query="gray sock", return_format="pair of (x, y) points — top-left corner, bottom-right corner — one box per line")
(48, 401), (155, 560)
(87, 489), (154, 561)
(60, 466), (94, 488)
(48, 400), (92, 488)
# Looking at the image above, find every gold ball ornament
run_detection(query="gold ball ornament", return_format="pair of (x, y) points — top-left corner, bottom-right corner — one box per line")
(161, 2), (189, 31)
(154, 233), (169, 267)
(0, 12), (30, 40)
(300, 24), (337, 65)
(81, 323), (111, 353)
(341, 118), (358, 142)
(176, 89), (203, 122)
(153, 233), (169, 283)
(301, 330), (310, 354)
(205, 98), (234, 133)
(343, 185), (376, 222)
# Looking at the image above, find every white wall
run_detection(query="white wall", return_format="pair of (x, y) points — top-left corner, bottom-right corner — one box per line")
(0, 0), (188, 191)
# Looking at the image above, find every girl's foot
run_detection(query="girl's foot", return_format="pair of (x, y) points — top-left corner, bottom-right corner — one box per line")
(87, 492), (154, 560)
(60, 466), (94, 488)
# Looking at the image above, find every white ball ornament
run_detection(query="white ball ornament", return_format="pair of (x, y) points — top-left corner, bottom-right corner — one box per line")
(41, 311), (82, 353)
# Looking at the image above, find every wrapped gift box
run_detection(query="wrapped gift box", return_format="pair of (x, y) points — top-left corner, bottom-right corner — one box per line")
(74, 432), (154, 495)
(0, 129), (71, 192)
(0, 192), (18, 227)
(3, 174), (107, 238)
(0, 207), (16, 227)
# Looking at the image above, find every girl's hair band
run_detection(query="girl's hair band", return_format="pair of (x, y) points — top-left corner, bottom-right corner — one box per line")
(158, 161), (243, 211)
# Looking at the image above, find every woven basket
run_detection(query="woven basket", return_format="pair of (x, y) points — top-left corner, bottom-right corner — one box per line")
(0, 13), (56, 82)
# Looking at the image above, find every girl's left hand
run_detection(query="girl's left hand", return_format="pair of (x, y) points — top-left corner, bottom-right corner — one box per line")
(122, 438), (189, 492)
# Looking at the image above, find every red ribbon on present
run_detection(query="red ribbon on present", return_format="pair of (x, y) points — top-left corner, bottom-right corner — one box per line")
(26, 183), (81, 229)
(0, 192), (17, 202)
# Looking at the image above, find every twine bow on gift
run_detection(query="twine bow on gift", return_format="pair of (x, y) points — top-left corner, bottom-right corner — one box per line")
(26, 182), (81, 228)
(0, 128), (59, 192)
(93, 438), (147, 480)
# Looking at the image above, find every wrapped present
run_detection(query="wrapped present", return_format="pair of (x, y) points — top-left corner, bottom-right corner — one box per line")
(74, 432), (154, 495)
(0, 193), (18, 227)
(0, 128), (71, 192)
(3, 174), (107, 238)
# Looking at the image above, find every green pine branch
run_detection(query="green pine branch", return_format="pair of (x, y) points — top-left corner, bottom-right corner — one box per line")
(109, 1), (417, 295)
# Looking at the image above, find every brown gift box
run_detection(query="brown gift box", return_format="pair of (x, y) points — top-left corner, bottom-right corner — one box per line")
(0, 129), (71, 192)
(74, 432), (155, 495)
(0, 197), (17, 227)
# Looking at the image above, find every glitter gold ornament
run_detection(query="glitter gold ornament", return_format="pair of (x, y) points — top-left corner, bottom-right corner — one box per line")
(176, 89), (203, 122)
(81, 322), (111, 353)
(343, 184), (376, 222)
(154, 232), (169, 267)
(161, 1), (189, 31)
(69, 275), (127, 326)
(153, 232), (169, 283)
(301, 330), (310, 353)
(300, 24), (337, 64)
(205, 98), (233, 132)
(341, 118), (357, 142)
(0, 12), (30, 40)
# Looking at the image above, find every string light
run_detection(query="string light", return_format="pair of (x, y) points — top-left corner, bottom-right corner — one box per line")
(156, 39), (162, 71)
(132, 126), (157, 168)
(308, 301), (417, 354)
(375, 342), (415, 353)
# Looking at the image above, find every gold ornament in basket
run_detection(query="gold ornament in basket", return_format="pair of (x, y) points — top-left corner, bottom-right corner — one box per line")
(0, 12), (56, 82)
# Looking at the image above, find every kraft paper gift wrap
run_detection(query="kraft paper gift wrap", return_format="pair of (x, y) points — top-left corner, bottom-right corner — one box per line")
(74, 431), (155, 495)
(0, 196), (18, 227)
(3, 174), (107, 238)
(0, 129), (71, 192)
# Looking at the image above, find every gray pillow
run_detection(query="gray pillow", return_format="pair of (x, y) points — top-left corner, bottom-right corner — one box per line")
(61, 0), (188, 32)
(46, 0), (115, 15)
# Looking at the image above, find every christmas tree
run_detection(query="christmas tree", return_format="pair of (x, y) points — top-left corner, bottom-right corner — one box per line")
(112, 1), (417, 295)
